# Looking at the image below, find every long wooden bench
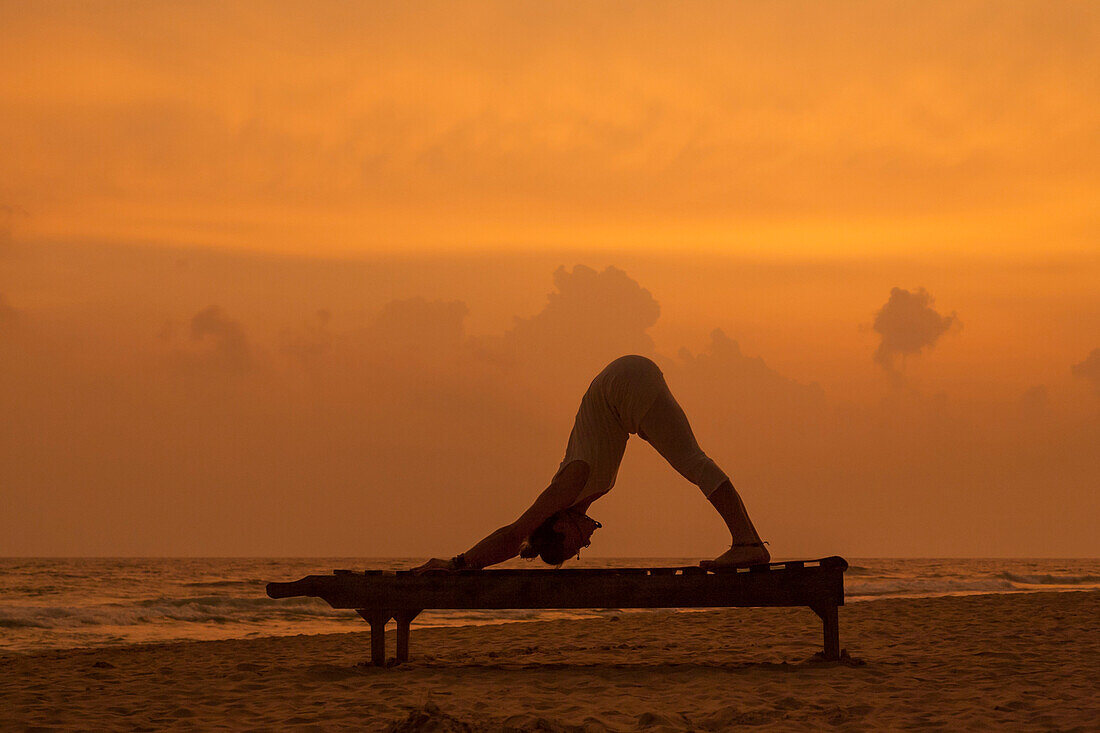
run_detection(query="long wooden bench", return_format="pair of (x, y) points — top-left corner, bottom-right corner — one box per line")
(266, 556), (848, 665)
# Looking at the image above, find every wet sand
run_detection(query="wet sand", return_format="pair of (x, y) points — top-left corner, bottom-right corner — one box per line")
(2, 591), (1097, 731)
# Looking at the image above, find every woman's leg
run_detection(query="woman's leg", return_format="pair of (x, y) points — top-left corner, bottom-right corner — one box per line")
(637, 389), (729, 496)
(700, 481), (770, 568)
(639, 389), (770, 568)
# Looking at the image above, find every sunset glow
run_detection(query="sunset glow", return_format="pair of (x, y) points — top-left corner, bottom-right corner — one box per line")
(1, 1), (1098, 558)
(3, 1), (1098, 256)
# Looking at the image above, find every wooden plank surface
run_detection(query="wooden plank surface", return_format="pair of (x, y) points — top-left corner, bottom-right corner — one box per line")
(266, 556), (847, 611)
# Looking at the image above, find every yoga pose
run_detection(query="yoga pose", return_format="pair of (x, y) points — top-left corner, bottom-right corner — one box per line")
(414, 355), (769, 573)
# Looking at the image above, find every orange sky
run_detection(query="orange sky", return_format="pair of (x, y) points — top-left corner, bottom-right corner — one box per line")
(3, 1), (1098, 256)
(1, 2), (1098, 557)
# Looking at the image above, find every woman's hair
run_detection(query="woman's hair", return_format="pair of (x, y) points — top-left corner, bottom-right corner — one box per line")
(519, 514), (570, 566)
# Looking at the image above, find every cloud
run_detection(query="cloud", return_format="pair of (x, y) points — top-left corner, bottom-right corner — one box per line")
(1071, 348), (1100, 393)
(671, 328), (826, 438)
(365, 297), (468, 351)
(4, 248), (1100, 558)
(873, 287), (957, 380)
(676, 328), (823, 393)
(343, 296), (478, 411)
(187, 305), (253, 373)
(5, 3), (1100, 262)
(494, 265), (660, 380)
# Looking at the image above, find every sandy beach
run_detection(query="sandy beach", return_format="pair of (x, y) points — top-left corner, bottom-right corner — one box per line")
(2, 590), (1098, 731)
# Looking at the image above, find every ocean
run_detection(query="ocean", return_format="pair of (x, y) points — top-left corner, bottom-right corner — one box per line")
(1, 557), (1097, 655)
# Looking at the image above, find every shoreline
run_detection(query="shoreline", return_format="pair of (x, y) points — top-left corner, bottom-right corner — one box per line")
(4, 590), (1098, 730)
(5, 556), (1097, 658)
(1, 586), (1096, 659)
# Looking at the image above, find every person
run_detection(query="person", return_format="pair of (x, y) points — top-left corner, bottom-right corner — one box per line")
(414, 355), (769, 573)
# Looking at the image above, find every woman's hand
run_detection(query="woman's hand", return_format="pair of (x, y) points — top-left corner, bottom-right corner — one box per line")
(412, 557), (455, 574)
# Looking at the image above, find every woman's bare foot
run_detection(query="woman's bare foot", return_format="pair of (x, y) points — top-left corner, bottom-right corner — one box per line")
(699, 543), (771, 572)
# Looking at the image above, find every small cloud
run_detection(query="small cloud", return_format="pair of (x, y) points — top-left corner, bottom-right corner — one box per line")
(189, 305), (252, 373)
(1071, 348), (1100, 393)
(873, 287), (957, 382)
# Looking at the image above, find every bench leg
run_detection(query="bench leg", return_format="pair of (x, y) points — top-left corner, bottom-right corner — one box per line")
(394, 610), (421, 664)
(811, 604), (840, 660)
(357, 610), (392, 666)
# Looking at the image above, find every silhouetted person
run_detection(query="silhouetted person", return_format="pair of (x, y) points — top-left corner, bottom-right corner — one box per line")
(415, 355), (768, 573)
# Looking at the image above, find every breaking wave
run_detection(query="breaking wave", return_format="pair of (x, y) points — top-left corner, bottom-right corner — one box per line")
(847, 577), (1016, 598)
(0, 595), (351, 630)
(996, 572), (1100, 586)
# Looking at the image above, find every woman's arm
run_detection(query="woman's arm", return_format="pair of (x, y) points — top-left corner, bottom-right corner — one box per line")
(414, 460), (590, 572)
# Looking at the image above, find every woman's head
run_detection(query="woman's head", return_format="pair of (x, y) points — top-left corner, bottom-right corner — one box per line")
(518, 517), (569, 565)
(520, 509), (601, 566)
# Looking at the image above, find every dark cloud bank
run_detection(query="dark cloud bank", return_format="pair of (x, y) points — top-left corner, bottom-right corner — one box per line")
(1, 265), (1096, 558)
